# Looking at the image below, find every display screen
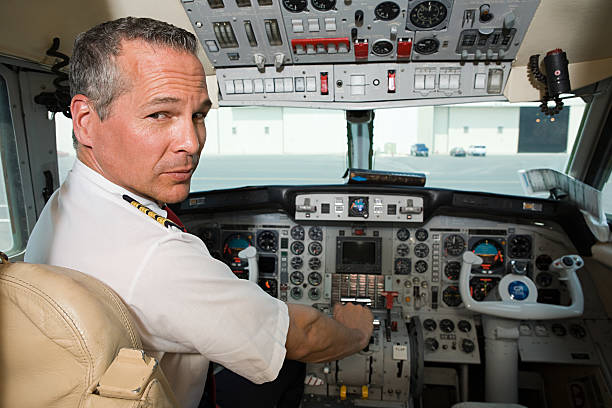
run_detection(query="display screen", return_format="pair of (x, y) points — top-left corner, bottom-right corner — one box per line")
(258, 255), (276, 273)
(342, 241), (376, 265)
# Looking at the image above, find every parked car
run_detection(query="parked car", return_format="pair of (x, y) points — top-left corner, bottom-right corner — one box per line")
(410, 143), (429, 157)
(450, 147), (466, 157)
(467, 145), (487, 156)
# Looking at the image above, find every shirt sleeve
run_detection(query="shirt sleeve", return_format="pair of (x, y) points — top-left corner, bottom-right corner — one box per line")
(127, 233), (289, 384)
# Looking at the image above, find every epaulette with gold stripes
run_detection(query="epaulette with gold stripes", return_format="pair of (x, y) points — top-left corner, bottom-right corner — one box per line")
(122, 194), (181, 230)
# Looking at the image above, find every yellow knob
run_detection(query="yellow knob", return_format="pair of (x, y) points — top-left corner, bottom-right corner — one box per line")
(340, 385), (347, 400)
(361, 385), (369, 399)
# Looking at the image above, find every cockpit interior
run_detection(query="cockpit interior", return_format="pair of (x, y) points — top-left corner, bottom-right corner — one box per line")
(1, 0), (612, 407)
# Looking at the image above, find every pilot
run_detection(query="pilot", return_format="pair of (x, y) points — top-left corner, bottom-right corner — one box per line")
(24, 17), (373, 408)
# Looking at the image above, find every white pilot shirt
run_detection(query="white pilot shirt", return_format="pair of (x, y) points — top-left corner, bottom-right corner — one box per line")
(25, 160), (290, 408)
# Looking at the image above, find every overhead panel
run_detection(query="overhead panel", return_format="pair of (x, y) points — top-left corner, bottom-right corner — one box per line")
(181, 0), (539, 107)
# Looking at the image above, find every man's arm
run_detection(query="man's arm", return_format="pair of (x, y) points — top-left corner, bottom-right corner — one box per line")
(285, 303), (373, 363)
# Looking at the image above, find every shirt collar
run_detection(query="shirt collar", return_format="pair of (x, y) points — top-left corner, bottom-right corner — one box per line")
(71, 159), (164, 213)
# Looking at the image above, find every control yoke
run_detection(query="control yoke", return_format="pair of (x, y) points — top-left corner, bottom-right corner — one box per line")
(459, 251), (584, 320)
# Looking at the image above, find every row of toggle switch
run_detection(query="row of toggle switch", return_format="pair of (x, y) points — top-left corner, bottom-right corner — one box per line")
(291, 17), (337, 33)
(225, 76), (320, 94)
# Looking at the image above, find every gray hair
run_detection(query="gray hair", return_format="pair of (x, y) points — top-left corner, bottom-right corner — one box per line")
(70, 17), (197, 124)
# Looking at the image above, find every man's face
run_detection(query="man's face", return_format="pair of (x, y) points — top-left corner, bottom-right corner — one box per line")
(87, 40), (211, 204)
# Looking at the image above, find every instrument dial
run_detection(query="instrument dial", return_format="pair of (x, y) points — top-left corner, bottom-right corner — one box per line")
(415, 260), (428, 273)
(290, 271), (304, 285)
(470, 239), (504, 273)
(415, 228), (429, 241)
(410, 1), (447, 28)
(291, 225), (305, 240)
(536, 272), (553, 287)
(308, 257), (321, 270)
(256, 230), (277, 252)
(470, 277), (498, 301)
(308, 272), (322, 286)
(442, 285), (461, 307)
(291, 256), (303, 269)
(536, 254), (553, 271)
(308, 287), (321, 300)
(395, 258), (411, 274)
(282, 0), (308, 12)
(425, 337), (439, 351)
(509, 235), (532, 258)
(290, 286), (303, 299)
(440, 318), (455, 332)
(309, 241), (323, 256)
(552, 323), (567, 337)
(414, 243), (429, 258)
(309, 226), (323, 241)
(423, 318), (437, 331)
(372, 40), (394, 56)
(414, 38), (440, 55)
(444, 234), (465, 257)
(222, 232), (253, 278)
(396, 243), (410, 257)
(311, 0), (335, 11)
(291, 241), (305, 255)
(458, 320), (472, 332)
(397, 228), (410, 241)
(444, 261), (461, 280)
(258, 278), (277, 297)
(461, 339), (475, 353)
(374, 1), (401, 20)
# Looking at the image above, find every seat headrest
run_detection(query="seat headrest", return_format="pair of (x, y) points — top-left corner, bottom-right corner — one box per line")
(0, 258), (143, 407)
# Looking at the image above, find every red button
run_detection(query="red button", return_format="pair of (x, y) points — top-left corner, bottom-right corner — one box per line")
(397, 38), (412, 59)
(354, 40), (368, 59)
(320, 72), (329, 95)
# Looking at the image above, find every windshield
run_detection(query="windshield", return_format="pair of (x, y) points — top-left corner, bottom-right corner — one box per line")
(56, 99), (589, 199)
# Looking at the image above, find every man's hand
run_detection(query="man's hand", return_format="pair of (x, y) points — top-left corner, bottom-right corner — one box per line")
(332, 303), (374, 349)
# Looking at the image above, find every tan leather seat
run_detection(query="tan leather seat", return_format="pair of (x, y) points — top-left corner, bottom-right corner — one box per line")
(0, 253), (180, 408)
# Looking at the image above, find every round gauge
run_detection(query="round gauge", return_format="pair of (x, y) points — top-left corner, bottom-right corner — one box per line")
(410, 1), (447, 29)
(414, 243), (429, 258)
(282, 0), (308, 12)
(444, 234), (465, 256)
(509, 235), (531, 258)
(309, 241), (323, 256)
(439, 318), (455, 332)
(415, 228), (429, 241)
(425, 338), (439, 351)
(461, 339), (475, 353)
(311, 0), (335, 11)
(396, 243), (410, 257)
(291, 225), (305, 240)
(309, 257), (321, 270)
(290, 271), (304, 285)
(397, 228), (410, 241)
(536, 272), (553, 287)
(291, 241), (305, 255)
(470, 277), (498, 301)
(444, 261), (461, 280)
(471, 239), (504, 272)
(222, 232), (253, 275)
(569, 324), (586, 339)
(552, 323), (567, 337)
(309, 226), (323, 241)
(415, 260), (428, 273)
(535, 254), (553, 271)
(375, 1), (401, 20)
(291, 256), (303, 269)
(308, 272), (322, 286)
(372, 40), (394, 56)
(395, 258), (411, 274)
(259, 278), (277, 297)
(308, 287), (321, 300)
(257, 230), (277, 252)
(443, 285), (462, 307)
(423, 318), (437, 331)
(414, 38), (440, 55)
(458, 320), (472, 332)
(290, 286), (303, 300)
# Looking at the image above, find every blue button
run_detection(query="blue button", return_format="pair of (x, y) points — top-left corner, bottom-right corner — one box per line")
(508, 281), (529, 301)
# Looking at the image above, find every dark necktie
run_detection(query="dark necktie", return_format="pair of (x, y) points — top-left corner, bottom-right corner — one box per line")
(163, 205), (217, 407)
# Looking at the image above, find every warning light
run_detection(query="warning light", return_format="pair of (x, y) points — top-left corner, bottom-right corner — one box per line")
(536, 118), (541, 123)
(265, 281), (271, 289)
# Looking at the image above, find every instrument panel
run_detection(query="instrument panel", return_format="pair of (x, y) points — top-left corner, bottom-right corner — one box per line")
(187, 192), (579, 368)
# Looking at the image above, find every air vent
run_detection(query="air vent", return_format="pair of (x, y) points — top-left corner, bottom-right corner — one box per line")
(213, 22), (239, 48)
(244, 21), (258, 46)
(264, 19), (283, 46)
